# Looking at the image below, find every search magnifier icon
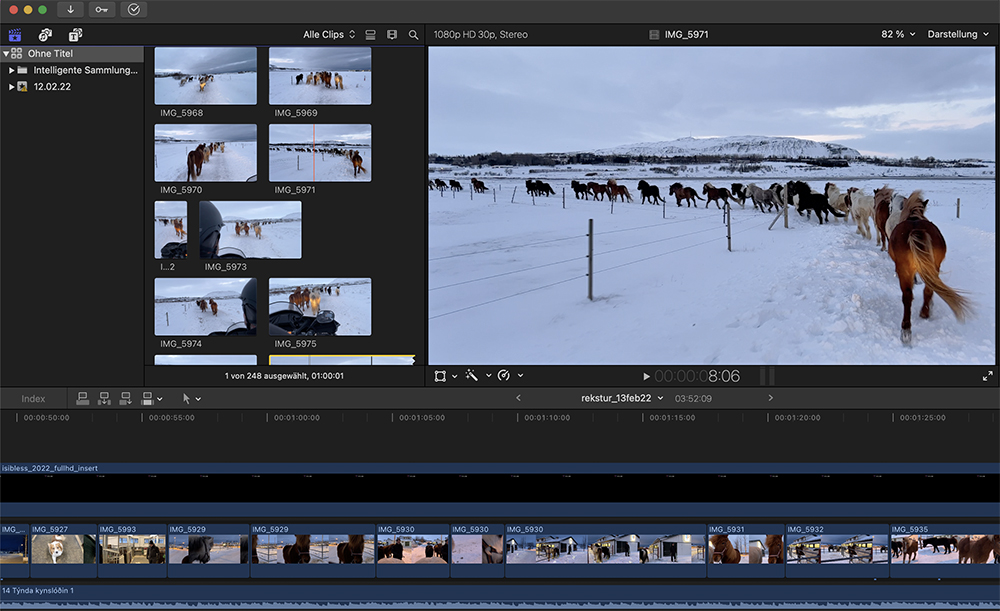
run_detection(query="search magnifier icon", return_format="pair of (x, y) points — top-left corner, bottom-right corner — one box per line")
(408, 29), (419, 40)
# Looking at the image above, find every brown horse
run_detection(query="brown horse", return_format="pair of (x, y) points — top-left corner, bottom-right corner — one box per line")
(608, 184), (633, 203)
(196, 299), (208, 313)
(669, 183), (702, 207)
(901, 535), (920, 563)
(709, 535), (741, 564)
(874, 186), (894, 250)
(587, 182), (608, 201)
(282, 535), (311, 564)
(702, 183), (738, 209)
(351, 152), (367, 178)
(254, 224), (262, 239)
(887, 191), (971, 344)
(334, 73), (343, 89)
(958, 535), (1000, 564)
(209, 298), (218, 316)
(187, 145), (205, 181)
(337, 535), (366, 564)
(765, 535), (783, 564)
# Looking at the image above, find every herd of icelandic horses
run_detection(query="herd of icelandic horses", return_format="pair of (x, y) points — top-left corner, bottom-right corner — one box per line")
(708, 533), (999, 564)
(186, 142), (226, 181)
(894, 534), (1000, 564)
(444, 174), (974, 345)
(294, 71), (344, 89)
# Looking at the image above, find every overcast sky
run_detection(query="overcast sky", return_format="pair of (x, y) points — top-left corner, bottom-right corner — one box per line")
(155, 47), (257, 74)
(269, 124), (371, 145)
(429, 47), (995, 160)
(155, 278), (251, 299)
(207, 201), (301, 220)
(156, 124), (257, 142)
(269, 47), (372, 71)
(155, 201), (186, 218)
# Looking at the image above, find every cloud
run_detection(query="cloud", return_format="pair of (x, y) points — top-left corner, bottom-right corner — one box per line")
(429, 46), (995, 159)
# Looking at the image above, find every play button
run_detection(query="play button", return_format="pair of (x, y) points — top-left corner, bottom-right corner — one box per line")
(643, 372), (650, 381)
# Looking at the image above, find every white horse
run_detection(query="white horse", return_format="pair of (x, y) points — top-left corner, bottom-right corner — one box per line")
(847, 187), (875, 240)
(825, 183), (852, 221)
(309, 289), (322, 316)
(883, 192), (909, 245)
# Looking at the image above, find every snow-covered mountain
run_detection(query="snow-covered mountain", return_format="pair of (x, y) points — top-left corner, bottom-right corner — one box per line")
(594, 136), (861, 159)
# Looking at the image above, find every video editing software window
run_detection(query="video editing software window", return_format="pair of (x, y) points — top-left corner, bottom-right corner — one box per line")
(1, 0), (998, 607)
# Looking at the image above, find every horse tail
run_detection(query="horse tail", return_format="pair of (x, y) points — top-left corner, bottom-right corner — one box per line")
(909, 230), (971, 322)
(187, 153), (194, 182)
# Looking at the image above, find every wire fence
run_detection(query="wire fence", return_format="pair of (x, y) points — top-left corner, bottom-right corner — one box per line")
(429, 194), (778, 319)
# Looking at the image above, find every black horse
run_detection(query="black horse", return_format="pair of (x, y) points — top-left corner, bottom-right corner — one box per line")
(571, 180), (591, 199)
(181, 536), (214, 564)
(637, 180), (665, 205)
(788, 181), (845, 224)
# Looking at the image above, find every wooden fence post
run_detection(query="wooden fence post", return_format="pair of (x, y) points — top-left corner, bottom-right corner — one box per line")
(562, 188), (565, 209)
(511, 186), (517, 203)
(956, 197), (960, 218)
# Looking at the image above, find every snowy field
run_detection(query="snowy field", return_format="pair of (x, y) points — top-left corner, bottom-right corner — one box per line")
(154, 221), (187, 258)
(536, 548), (587, 564)
(154, 278), (251, 336)
(451, 535), (482, 564)
(269, 280), (372, 335)
(428, 170), (995, 365)
(589, 549), (644, 564)
(270, 71), (372, 105)
(155, 141), (257, 182)
(155, 72), (257, 105)
(219, 220), (302, 258)
(154, 201), (187, 258)
(268, 145), (372, 182)
(155, 297), (244, 336)
(894, 546), (961, 565)
(507, 549), (536, 564)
